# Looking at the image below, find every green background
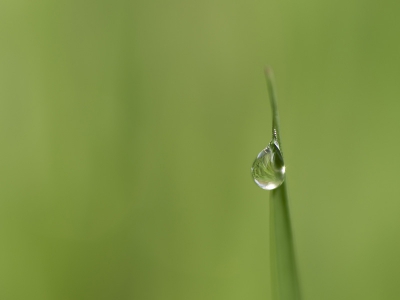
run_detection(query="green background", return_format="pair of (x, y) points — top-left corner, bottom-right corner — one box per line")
(1, 0), (400, 299)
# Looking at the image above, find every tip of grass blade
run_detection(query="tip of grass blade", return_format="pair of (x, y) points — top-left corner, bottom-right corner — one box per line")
(264, 65), (274, 78)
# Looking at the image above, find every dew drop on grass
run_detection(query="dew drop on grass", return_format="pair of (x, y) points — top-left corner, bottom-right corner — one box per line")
(251, 138), (285, 190)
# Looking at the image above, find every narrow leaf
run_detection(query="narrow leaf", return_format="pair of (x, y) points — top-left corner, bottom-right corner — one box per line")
(265, 67), (302, 300)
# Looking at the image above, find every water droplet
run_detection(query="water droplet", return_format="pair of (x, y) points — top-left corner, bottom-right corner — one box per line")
(251, 138), (285, 190)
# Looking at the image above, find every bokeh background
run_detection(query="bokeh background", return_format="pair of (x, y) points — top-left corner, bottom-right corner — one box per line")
(1, 0), (400, 299)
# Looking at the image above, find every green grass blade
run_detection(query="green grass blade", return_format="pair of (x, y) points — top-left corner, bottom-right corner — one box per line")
(265, 67), (302, 300)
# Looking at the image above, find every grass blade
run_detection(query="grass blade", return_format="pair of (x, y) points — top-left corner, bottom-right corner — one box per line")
(265, 67), (302, 300)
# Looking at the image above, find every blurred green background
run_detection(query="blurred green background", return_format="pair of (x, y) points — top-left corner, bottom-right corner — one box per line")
(1, 0), (400, 299)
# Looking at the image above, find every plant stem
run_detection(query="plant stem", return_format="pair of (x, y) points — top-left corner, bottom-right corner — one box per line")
(265, 67), (302, 300)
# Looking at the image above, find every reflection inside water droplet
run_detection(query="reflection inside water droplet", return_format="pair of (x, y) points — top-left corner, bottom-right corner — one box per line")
(251, 138), (285, 190)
